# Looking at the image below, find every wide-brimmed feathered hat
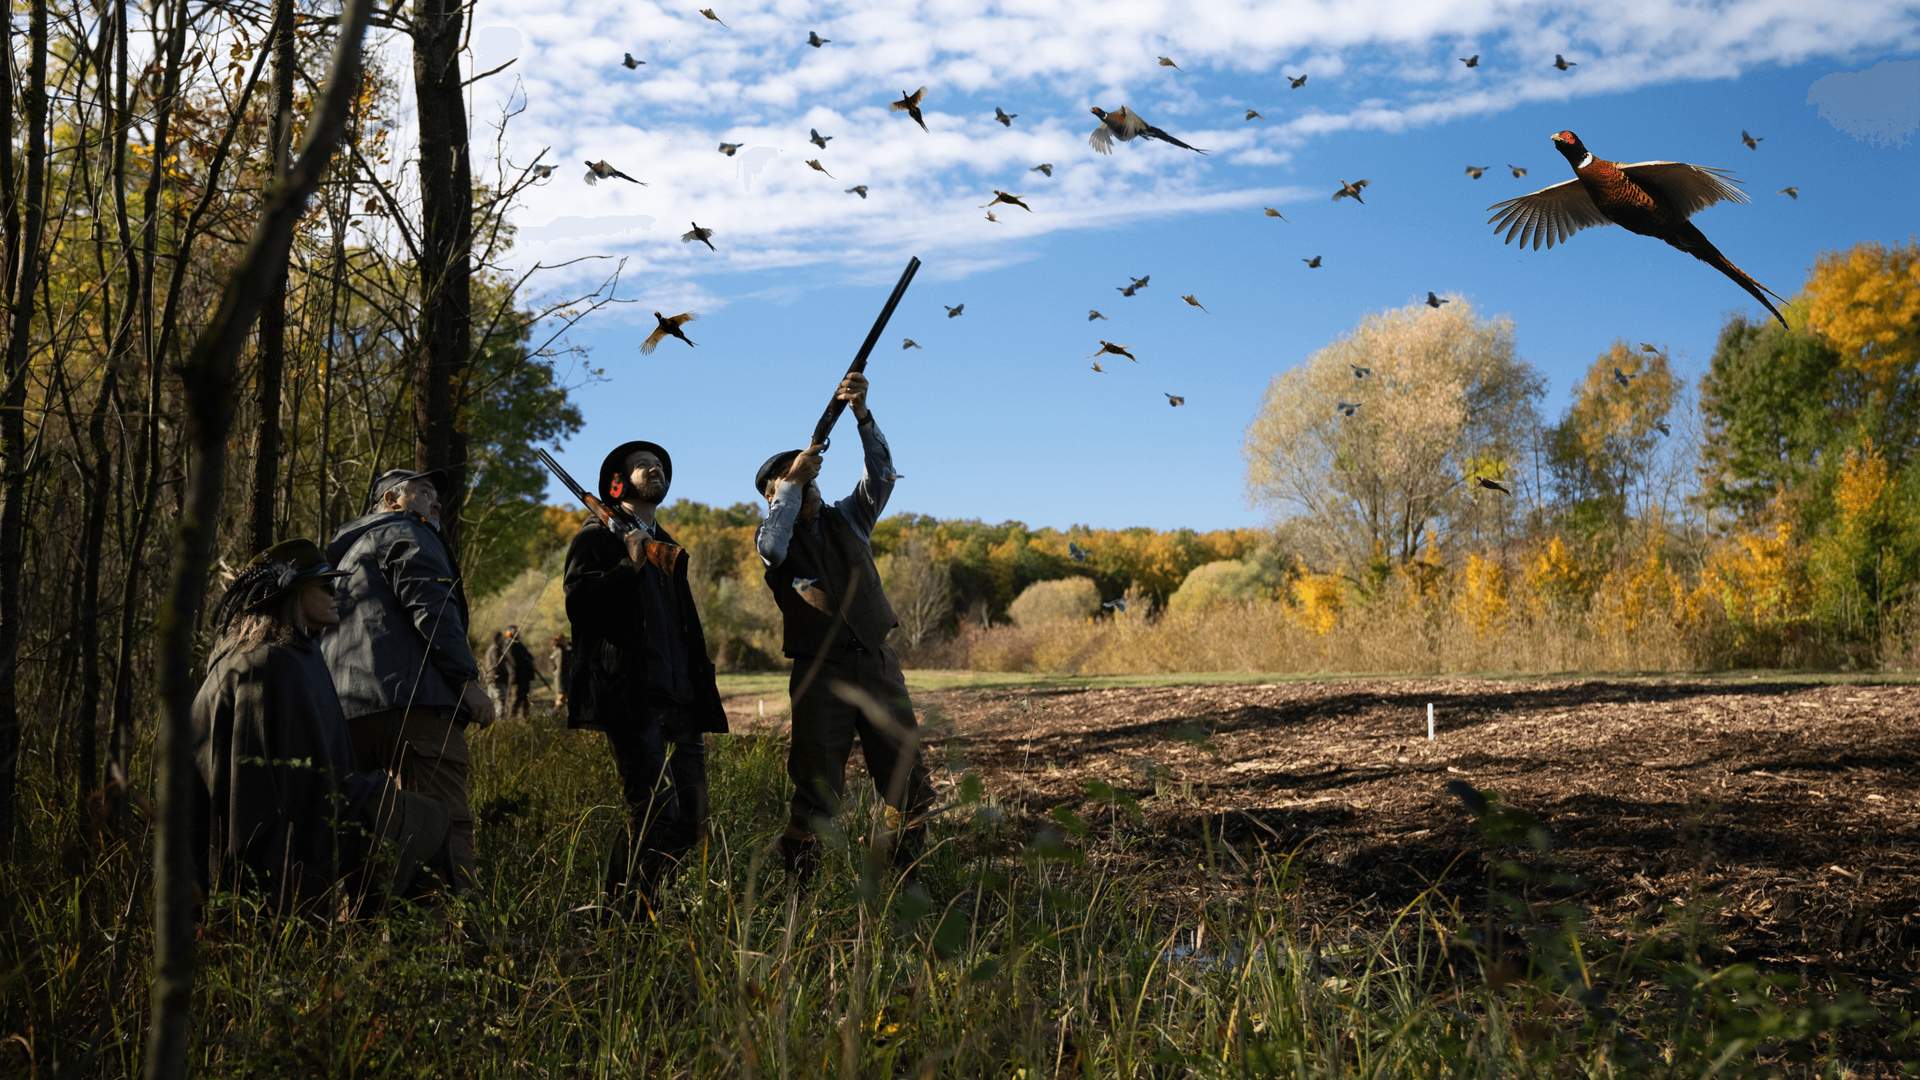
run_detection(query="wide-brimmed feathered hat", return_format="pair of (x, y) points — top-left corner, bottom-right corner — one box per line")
(598, 440), (672, 501)
(213, 538), (349, 631)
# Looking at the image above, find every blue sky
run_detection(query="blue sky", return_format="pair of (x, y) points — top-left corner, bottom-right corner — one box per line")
(447, 2), (1920, 532)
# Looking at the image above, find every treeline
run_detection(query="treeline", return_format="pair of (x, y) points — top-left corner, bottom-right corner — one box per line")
(474, 241), (1920, 675)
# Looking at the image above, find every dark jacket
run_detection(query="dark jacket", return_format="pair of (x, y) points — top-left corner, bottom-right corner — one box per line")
(321, 510), (480, 721)
(191, 636), (444, 905)
(562, 519), (727, 734)
(507, 639), (536, 683)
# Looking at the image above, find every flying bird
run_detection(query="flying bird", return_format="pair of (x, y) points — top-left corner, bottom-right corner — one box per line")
(892, 87), (929, 132)
(1093, 340), (1136, 362)
(1612, 366), (1634, 387)
(1426, 291), (1448, 308)
(717, 142), (741, 156)
(1476, 476), (1511, 494)
(584, 159), (644, 184)
(1088, 106), (1206, 154)
(809, 127), (831, 149)
(845, 185), (868, 199)
(1654, 421), (1672, 436)
(1263, 207), (1288, 220)
(622, 53), (644, 69)
(1116, 274), (1150, 297)
(1164, 392), (1185, 407)
(1461, 55), (1479, 68)
(1466, 165), (1487, 179)
(1485, 130), (1788, 327)
(1333, 178), (1369, 203)
(1778, 186), (1798, 199)
(805, 158), (834, 177)
(1158, 55), (1180, 69)
(985, 210), (999, 223)
(994, 107), (1016, 127)
(983, 190), (1032, 212)
(1181, 293), (1208, 312)
(681, 221), (715, 251)
(902, 338), (921, 350)
(1350, 363), (1370, 378)
(1553, 53), (1575, 70)
(1337, 401), (1360, 416)
(1103, 598), (1127, 612)
(530, 163), (554, 179)
(1090, 361), (1105, 373)
(1288, 74), (1308, 88)
(807, 30), (829, 47)
(1246, 108), (1263, 120)
(641, 311), (697, 354)
(1088, 310), (1107, 321)
(1740, 129), (1762, 150)
(1508, 164), (1528, 178)
(1638, 342), (1661, 354)
(1031, 163), (1054, 177)
(1069, 541), (1090, 563)
(700, 8), (727, 27)
(1303, 255), (1323, 268)
(944, 304), (964, 318)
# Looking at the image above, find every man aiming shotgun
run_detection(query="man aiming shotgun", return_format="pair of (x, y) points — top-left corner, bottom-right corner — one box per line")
(753, 256), (936, 881)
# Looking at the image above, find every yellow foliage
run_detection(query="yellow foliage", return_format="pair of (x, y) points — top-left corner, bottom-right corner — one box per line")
(1288, 570), (1344, 636)
(1692, 521), (1803, 630)
(1522, 534), (1586, 617)
(1802, 241), (1920, 384)
(1456, 553), (1509, 636)
(1833, 439), (1889, 532)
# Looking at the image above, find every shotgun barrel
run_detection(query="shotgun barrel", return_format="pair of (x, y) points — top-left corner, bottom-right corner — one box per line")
(535, 446), (637, 535)
(811, 255), (921, 451)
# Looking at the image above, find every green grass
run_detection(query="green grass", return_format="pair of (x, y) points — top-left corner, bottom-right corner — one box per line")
(2, 683), (1907, 1076)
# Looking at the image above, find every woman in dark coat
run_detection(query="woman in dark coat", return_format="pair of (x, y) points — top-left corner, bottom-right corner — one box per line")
(192, 539), (451, 913)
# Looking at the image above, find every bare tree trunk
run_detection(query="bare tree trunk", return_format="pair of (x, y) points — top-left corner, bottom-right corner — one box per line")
(0, 0), (50, 861)
(248, 0), (297, 554)
(143, 2), (375, 1073)
(411, 0), (473, 549)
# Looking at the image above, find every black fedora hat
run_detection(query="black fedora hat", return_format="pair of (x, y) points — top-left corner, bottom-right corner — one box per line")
(366, 467), (450, 513)
(598, 440), (673, 502)
(754, 449), (804, 496)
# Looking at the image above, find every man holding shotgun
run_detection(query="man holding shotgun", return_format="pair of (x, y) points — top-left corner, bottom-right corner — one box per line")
(755, 369), (935, 880)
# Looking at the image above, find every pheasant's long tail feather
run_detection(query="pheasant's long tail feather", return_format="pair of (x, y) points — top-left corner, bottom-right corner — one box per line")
(1679, 227), (1788, 328)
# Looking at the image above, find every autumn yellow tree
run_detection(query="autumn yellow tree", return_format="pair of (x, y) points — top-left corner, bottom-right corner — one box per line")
(1802, 241), (1920, 388)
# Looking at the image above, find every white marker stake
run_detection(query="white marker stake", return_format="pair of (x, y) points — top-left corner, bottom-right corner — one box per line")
(1427, 703), (1436, 741)
(758, 698), (765, 720)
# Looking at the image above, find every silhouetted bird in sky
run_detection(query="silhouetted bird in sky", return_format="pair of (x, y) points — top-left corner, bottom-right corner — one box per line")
(681, 222), (715, 251)
(1090, 360), (1104, 373)
(623, 53), (644, 69)
(530, 164), (554, 178)
(700, 8), (726, 27)
(1466, 165), (1487, 179)
(1553, 53), (1575, 70)
(1164, 392), (1185, 407)
(985, 210), (999, 223)
(1639, 342), (1661, 354)
(805, 158), (833, 177)
(584, 160), (643, 184)
(809, 127), (831, 149)
(1486, 130), (1788, 327)
(1426, 292), (1448, 307)
(1508, 164), (1527, 178)
(1337, 401), (1360, 416)
(1158, 55), (1180, 70)
(1094, 340), (1136, 362)
(641, 312), (696, 354)
(717, 142), (741, 156)
(1778, 186), (1798, 199)
(1264, 207), (1288, 220)
(1246, 108), (1263, 120)
(845, 185), (868, 198)
(807, 30), (829, 47)
(1289, 73), (1308, 88)
(983, 190), (1031, 212)
(1741, 129), (1762, 150)
(1654, 421), (1671, 436)
(892, 87), (929, 132)
(995, 107), (1016, 127)
(1613, 366), (1634, 387)
(1181, 293), (1208, 312)
(1088, 309), (1107, 321)
(1476, 476), (1511, 494)
(1116, 274), (1150, 297)
(1461, 55), (1479, 68)
(944, 304), (964, 318)
(1303, 255), (1323, 268)
(1333, 179), (1369, 203)
(1350, 363), (1370, 378)
(1032, 163), (1054, 177)
(902, 338), (921, 349)
(1089, 106), (1205, 153)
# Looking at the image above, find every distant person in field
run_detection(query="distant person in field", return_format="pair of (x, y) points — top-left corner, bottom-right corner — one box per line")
(193, 539), (453, 912)
(754, 371), (934, 880)
(322, 468), (494, 892)
(549, 635), (573, 710)
(504, 624), (537, 720)
(562, 438), (727, 910)
(483, 630), (511, 715)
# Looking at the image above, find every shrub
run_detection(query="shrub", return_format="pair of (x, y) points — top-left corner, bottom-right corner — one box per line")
(1007, 577), (1100, 627)
(1167, 559), (1275, 615)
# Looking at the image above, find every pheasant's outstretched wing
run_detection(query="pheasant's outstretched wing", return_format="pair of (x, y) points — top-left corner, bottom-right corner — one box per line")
(1486, 177), (1610, 250)
(1619, 161), (1748, 218)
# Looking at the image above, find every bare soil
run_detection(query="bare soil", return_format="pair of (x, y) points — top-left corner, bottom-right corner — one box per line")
(742, 677), (1920, 985)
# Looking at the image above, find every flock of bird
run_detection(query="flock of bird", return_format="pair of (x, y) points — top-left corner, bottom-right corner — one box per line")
(564, 17), (1798, 449)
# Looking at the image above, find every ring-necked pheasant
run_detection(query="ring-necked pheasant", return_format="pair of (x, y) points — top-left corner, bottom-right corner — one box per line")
(892, 87), (929, 132)
(641, 311), (697, 354)
(1088, 106), (1205, 154)
(1485, 130), (1787, 328)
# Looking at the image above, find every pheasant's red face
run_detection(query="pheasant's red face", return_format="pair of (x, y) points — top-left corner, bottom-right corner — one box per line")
(1552, 130), (1575, 144)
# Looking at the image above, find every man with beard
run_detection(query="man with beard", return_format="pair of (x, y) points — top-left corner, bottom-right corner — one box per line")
(323, 469), (493, 892)
(562, 439), (727, 911)
(754, 372), (934, 880)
